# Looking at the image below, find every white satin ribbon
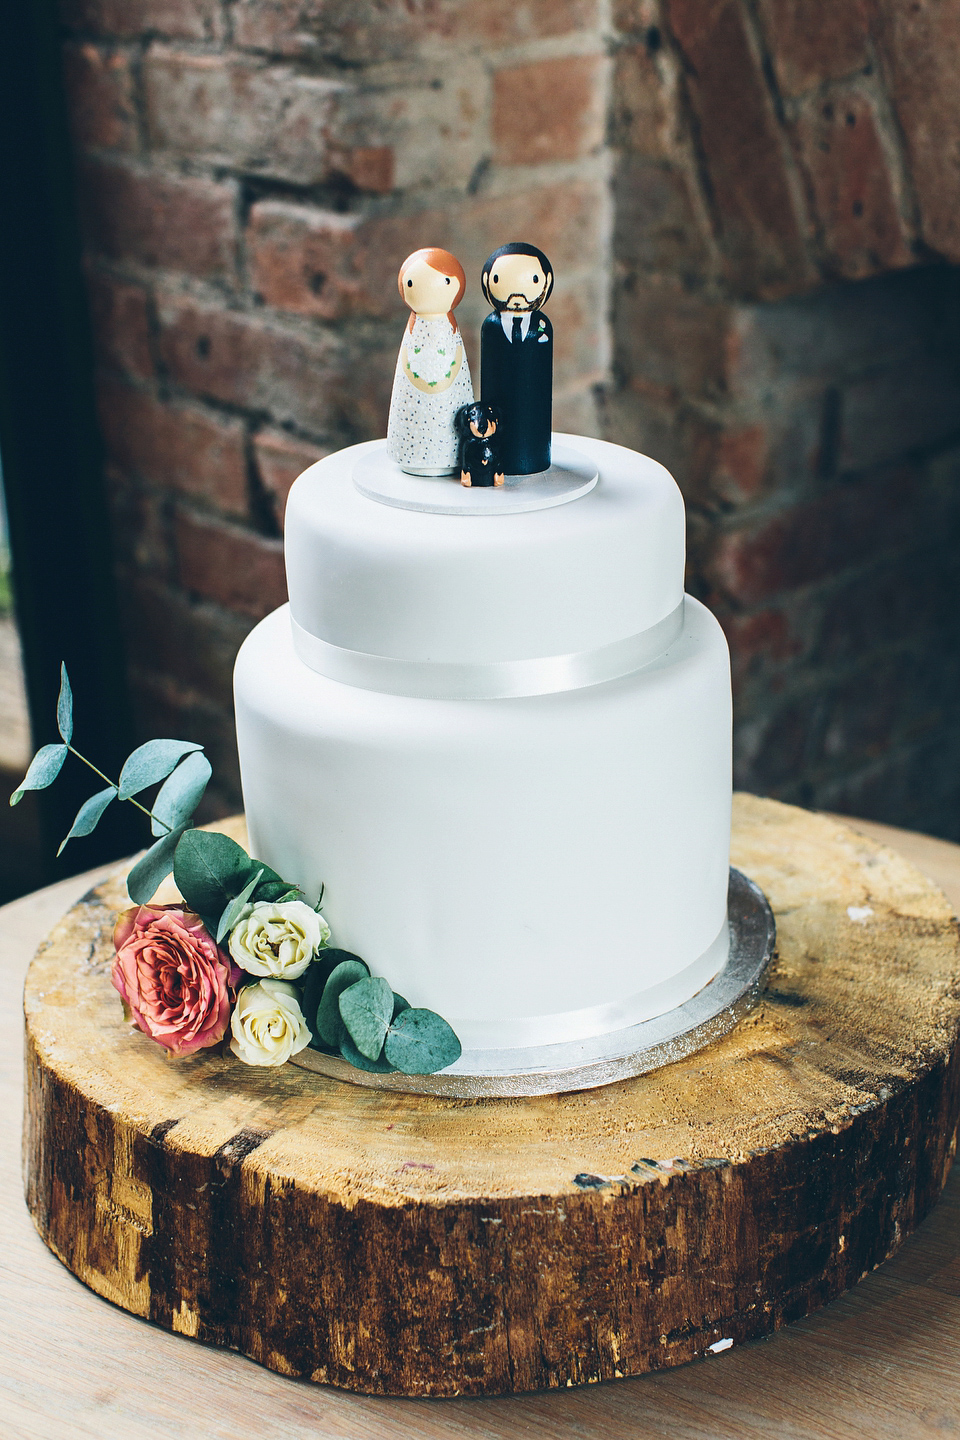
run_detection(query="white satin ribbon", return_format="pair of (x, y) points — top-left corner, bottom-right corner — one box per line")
(449, 918), (730, 1051)
(290, 599), (685, 700)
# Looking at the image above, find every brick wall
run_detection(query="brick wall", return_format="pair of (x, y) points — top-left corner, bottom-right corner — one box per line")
(60, 0), (960, 834)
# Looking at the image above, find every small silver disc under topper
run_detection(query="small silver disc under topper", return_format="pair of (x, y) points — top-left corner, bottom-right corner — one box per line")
(291, 868), (776, 1098)
(353, 440), (598, 516)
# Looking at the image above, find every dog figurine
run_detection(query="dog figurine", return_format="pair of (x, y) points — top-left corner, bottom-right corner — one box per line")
(455, 401), (504, 487)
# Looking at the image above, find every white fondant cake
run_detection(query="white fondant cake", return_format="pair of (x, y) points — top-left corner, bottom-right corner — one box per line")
(234, 432), (732, 1057)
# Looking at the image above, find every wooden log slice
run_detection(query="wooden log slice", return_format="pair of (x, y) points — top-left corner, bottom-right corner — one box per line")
(23, 795), (960, 1397)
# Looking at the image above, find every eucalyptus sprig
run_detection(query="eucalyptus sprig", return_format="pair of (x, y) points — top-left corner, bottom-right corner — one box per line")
(10, 664), (212, 883)
(13, 663), (462, 1076)
(299, 953), (461, 1075)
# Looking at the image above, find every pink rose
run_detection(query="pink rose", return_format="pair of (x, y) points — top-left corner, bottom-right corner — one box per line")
(111, 904), (241, 1057)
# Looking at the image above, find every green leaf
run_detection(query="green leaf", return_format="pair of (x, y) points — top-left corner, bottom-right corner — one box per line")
(300, 950), (363, 1049)
(151, 751), (212, 836)
(173, 828), (260, 927)
(315, 959), (369, 1050)
(118, 738), (203, 801)
(252, 876), (297, 904)
(57, 785), (116, 856)
(384, 1009), (462, 1074)
(10, 743), (68, 806)
(339, 976), (394, 1061)
(126, 823), (190, 905)
(339, 1034), (397, 1073)
(215, 867), (263, 945)
(57, 663), (73, 744)
(337, 988), (407, 1071)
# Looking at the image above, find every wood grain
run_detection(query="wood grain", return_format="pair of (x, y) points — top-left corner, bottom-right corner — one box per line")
(18, 795), (960, 1400)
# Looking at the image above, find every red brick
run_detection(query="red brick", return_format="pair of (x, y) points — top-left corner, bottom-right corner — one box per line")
(332, 66), (487, 195)
(695, 423), (772, 506)
(793, 88), (912, 280)
(721, 605), (807, 687)
(613, 0), (667, 30)
(77, 158), (237, 279)
(233, 0), (601, 61)
(85, 271), (154, 381)
(347, 146), (394, 193)
(601, 382), (689, 482)
(493, 55), (605, 167)
(60, 0), (223, 40)
(143, 47), (343, 185)
(755, 0), (870, 97)
(612, 156), (712, 273)
(156, 295), (373, 438)
(62, 42), (137, 152)
(872, 0), (960, 263)
(838, 354), (960, 474)
(665, 0), (813, 297)
(105, 469), (172, 579)
(118, 573), (254, 708)
(253, 430), (330, 523)
(175, 510), (286, 619)
(248, 207), (366, 321)
(612, 277), (734, 400)
(611, 41), (675, 158)
(703, 467), (927, 606)
(247, 181), (606, 323)
(547, 279), (606, 387)
(97, 377), (250, 516)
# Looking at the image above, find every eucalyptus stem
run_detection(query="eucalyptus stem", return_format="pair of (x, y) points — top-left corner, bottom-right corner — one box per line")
(67, 745), (172, 834)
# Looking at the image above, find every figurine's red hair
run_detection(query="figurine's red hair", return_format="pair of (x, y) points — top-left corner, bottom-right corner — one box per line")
(398, 248), (466, 333)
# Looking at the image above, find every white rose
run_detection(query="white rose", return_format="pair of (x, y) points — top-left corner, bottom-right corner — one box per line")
(228, 899), (330, 980)
(229, 979), (311, 1067)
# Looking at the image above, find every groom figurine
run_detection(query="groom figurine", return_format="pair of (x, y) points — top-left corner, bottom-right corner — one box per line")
(479, 242), (554, 475)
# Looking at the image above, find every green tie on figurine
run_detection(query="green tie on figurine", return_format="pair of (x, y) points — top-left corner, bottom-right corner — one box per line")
(479, 243), (554, 476)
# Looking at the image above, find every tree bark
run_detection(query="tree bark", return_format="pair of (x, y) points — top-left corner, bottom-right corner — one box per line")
(23, 796), (960, 1397)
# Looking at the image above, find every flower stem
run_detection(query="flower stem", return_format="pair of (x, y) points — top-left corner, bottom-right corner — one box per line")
(67, 746), (172, 834)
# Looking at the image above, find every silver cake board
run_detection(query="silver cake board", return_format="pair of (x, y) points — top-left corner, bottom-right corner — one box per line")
(290, 867), (776, 1097)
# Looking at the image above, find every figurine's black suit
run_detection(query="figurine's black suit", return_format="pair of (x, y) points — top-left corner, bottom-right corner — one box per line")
(479, 242), (554, 476)
(480, 311), (553, 475)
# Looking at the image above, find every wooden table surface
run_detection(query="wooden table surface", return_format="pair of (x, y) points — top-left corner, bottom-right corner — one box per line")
(3, 813), (960, 1439)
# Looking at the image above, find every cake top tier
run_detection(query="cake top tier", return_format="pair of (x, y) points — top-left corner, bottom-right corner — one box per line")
(284, 432), (685, 668)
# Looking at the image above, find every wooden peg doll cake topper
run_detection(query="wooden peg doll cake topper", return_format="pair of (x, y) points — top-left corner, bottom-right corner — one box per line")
(479, 242), (554, 476)
(386, 247), (475, 476)
(455, 401), (504, 487)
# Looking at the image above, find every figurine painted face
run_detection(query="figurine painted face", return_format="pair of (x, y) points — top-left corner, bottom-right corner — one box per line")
(398, 247), (466, 321)
(458, 402), (499, 439)
(481, 243), (554, 314)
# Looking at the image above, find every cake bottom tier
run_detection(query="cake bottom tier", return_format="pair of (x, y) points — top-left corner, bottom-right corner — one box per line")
(234, 596), (732, 1050)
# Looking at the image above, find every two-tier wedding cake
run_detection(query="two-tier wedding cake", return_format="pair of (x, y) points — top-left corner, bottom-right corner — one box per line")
(233, 429), (732, 1065)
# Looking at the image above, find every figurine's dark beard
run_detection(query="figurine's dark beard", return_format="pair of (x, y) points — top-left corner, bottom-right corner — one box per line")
(503, 292), (536, 310)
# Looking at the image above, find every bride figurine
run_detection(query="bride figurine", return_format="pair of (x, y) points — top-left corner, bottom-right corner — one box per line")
(387, 247), (474, 475)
